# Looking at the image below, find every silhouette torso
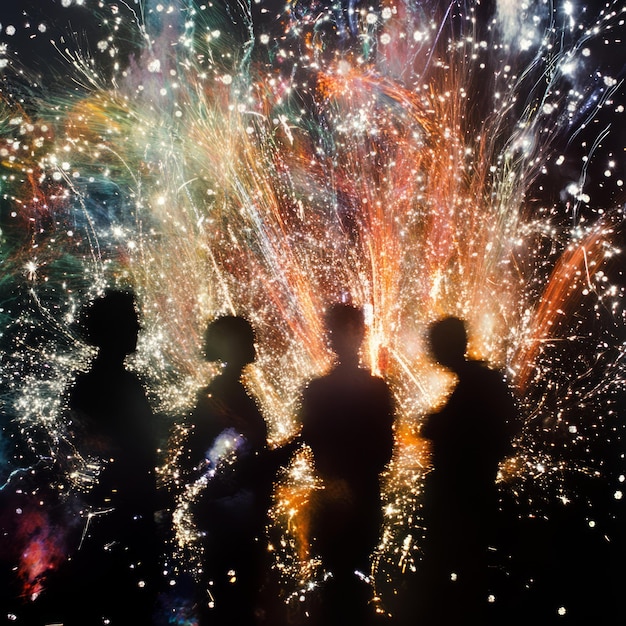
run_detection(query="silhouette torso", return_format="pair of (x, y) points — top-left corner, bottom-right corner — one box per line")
(70, 360), (157, 518)
(301, 364), (394, 488)
(300, 363), (394, 574)
(422, 359), (514, 493)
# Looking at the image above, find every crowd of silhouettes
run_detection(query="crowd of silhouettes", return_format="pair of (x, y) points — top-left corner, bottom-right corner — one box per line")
(5, 290), (532, 625)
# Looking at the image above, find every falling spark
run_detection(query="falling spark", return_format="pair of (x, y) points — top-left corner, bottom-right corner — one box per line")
(0, 0), (623, 622)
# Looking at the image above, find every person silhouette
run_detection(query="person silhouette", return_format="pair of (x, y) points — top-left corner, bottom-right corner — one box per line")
(62, 289), (160, 626)
(416, 316), (518, 625)
(299, 303), (395, 626)
(183, 315), (274, 626)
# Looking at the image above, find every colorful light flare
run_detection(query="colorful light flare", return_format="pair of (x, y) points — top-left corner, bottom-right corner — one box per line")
(0, 0), (624, 622)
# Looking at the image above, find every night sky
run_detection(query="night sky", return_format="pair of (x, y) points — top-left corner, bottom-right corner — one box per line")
(1, 1), (625, 624)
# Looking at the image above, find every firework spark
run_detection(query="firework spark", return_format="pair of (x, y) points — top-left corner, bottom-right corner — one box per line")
(0, 0), (624, 622)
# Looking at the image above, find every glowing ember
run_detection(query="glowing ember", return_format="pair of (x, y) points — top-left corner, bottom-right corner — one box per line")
(0, 0), (623, 622)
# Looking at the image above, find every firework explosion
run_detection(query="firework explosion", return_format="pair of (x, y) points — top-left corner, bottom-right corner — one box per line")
(0, 0), (624, 623)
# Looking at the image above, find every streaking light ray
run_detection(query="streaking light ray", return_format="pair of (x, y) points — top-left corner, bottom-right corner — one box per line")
(0, 0), (623, 622)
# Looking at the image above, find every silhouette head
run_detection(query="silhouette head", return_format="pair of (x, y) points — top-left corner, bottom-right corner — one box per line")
(203, 315), (256, 370)
(324, 303), (365, 365)
(81, 289), (140, 357)
(428, 316), (468, 372)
